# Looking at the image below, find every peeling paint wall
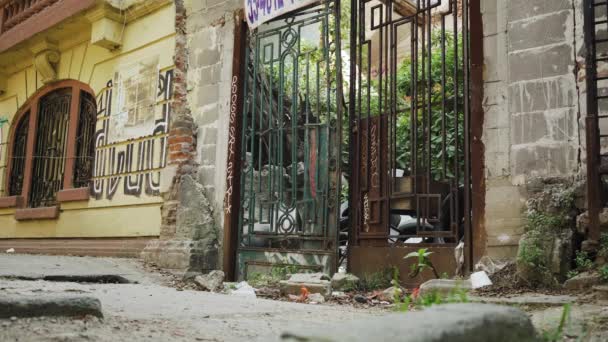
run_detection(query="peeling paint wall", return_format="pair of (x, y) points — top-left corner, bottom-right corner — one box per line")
(481, 0), (585, 259)
(0, 3), (176, 238)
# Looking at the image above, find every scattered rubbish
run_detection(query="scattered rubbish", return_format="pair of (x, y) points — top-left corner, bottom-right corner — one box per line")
(230, 281), (257, 298)
(353, 294), (367, 304)
(474, 256), (509, 276)
(331, 291), (348, 299)
(470, 271), (493, 289)
(299, 286), (309, 302)
(6, 248), (15, 253)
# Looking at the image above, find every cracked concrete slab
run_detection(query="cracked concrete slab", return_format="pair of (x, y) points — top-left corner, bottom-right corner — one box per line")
(0, 254), (161, 284)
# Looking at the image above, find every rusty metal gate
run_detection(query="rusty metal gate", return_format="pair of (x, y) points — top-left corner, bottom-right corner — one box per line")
(347, 0), (471, 284)
(236, 1), (343, 280)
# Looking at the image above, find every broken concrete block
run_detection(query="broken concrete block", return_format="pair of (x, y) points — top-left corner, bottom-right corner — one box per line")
(331, 273), (360, 291)
(194, 270), (225, 292)
(308, 293), (325, 304)
(280, 273), (331, 297)
(564, 272), (602, 290)
(419, 279), (472, 297)
(281, 304), (539, 341)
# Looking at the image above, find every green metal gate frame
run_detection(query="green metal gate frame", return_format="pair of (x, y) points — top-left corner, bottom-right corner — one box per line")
(236, 1), (343, 280)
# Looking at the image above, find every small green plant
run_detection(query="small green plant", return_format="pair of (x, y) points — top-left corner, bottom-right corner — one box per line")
(574, 251), (594, 272)
(247, 265), (301, 288)
(517, 230), (548, 270)
(398, 286), (469, 312)
(599, 265), (608, 283)
(599, 233), (608, 259)
(405, 248), (439, 279)
(566, 270), (579, 279)
(359, 268), (395, 290)
(541, 304), (571, 342)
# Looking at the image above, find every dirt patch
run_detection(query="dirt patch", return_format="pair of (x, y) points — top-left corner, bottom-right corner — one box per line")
(474, 263), (571, 297)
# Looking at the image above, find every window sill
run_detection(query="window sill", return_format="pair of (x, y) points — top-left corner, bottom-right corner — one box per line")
(15, 206), (60, 221)
(0, 196), (23, 208)
(57, 187), (90, 202)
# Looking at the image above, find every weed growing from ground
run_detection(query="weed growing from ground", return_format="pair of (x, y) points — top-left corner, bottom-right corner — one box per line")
(599, 265), (608, 283)
(541, 304), (571, 342)
(358, 267), (396, 290)
(599, 233), (608, 259)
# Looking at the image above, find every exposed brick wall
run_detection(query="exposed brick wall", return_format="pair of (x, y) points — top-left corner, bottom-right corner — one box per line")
(159, 0), (199, 240)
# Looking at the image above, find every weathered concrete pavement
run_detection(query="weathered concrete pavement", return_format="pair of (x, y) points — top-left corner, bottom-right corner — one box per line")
(0, 254), (380, 341)
(1, 254), (606, 341)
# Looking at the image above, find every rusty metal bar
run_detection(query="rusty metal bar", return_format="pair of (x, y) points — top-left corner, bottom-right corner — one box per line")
(223, 10), (247, 281)
(584, 0), (601, 247)
(469, 0), (485, 266)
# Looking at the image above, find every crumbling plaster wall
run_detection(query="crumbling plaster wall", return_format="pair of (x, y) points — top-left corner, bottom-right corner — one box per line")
(185, 0), (241, 264)
(481, 0), (585, 259)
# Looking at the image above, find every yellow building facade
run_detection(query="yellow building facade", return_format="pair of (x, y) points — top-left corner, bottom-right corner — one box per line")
(0, 0), (175, 254)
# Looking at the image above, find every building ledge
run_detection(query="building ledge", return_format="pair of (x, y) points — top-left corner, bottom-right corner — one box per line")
(57, 187), (90, 203)
(15, 206), (59, 221)
(0, 237), (157, 258)
(0, 195), (23, 208)
(0, 0), (96, 53)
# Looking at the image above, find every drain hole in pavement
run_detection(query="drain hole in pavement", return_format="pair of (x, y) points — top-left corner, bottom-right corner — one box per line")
(2, 275), (134, 284)
(42, 275), (133, 284)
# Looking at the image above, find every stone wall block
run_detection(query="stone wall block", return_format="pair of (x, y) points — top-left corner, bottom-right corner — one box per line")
(508, 44), (573, 83)
(507, 0), (571, 22)
(508, 77), (575, 113)
(511, 144), (576, 178)
(508, 11), (570, 51)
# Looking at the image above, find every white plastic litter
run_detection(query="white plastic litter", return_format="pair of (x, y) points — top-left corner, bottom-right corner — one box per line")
(231, 281), (257, 298)
(470, 271), (493, 289)
(5, 248), (14, 253)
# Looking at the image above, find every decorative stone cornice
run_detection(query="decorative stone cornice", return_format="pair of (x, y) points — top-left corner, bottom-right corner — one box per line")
(30, 40), (60, 84)
(86, 4), (123, 51)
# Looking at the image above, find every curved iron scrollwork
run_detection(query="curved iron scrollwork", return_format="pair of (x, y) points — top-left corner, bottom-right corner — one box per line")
(74, 91), (96, 189)
(8, 111), (29, 196)
(29, 88), (72, 208)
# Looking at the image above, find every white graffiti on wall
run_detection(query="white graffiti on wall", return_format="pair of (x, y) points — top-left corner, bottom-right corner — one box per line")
(224, 75), (239, 215)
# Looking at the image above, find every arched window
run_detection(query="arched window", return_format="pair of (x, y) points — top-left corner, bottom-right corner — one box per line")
(2, 81), (96, 218)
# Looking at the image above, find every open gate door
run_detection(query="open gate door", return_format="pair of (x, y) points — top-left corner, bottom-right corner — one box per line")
(235, 1), (343, 280)
(348, 0), (471, 286)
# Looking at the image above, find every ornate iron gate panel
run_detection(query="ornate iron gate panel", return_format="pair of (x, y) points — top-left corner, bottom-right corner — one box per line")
(30, 88), (72, 208)
(349, 0), (470, 283)
(236, 1), (343, 279)
(74, 91), (96, 188)
(9, 111), (29, 196)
